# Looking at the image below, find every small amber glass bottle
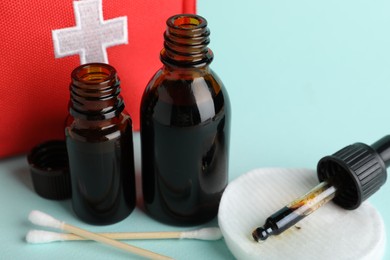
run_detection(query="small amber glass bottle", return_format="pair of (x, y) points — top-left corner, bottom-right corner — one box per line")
(66, 63), (136, 225)
(140, 14), (231, 225)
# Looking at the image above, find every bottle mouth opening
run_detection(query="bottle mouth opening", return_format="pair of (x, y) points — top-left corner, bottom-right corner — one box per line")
(72, 63), (116, 85)
(169, 14), (206, 29)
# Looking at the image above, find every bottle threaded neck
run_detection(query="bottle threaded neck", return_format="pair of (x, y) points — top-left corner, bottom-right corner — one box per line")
(161, 14), (213, 67)
(69, 63), (124, 120)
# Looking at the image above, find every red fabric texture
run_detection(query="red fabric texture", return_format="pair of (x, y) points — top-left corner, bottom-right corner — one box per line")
(0, 0), (196, 158)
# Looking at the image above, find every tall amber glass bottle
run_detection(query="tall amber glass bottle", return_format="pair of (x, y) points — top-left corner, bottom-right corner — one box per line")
(66, 63), (136, 225)
(140, 14), (231, 225)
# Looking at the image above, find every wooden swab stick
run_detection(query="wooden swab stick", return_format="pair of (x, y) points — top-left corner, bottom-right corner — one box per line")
(28, 210), (172, 260)
(26, 227), (222, 243)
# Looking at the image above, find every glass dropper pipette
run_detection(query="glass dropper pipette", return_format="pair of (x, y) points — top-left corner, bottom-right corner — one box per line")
(252, 181), (336, 241)
(252, 135), (389, 242)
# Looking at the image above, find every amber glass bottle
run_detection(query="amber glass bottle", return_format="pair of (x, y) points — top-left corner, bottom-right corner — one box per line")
(66, 63), (136, 225)
(140, 14), (231, 225)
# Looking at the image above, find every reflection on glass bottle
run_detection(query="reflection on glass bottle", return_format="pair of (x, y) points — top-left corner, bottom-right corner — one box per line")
(140, 14), (231, 225)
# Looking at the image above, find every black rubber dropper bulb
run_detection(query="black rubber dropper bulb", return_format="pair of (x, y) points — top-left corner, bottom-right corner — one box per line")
(252, 135), (390, 242)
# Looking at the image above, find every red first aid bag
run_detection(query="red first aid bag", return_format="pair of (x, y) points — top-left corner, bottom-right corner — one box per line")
(0, 0), (196, 158)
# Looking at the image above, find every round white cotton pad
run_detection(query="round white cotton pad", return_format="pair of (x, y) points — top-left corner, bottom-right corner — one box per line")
(218, 168), (386, 260)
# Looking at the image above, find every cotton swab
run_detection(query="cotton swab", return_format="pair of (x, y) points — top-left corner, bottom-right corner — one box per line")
(28, 210), (172, 260)
(26, 227), (222, 244)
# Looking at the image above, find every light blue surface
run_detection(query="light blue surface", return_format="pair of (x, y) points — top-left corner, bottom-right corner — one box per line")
(1, 1), (390, 259)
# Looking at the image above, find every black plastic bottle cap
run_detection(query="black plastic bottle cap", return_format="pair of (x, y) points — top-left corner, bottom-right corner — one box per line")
(27, 140), (71, 200)
(317, 139), (388, 210)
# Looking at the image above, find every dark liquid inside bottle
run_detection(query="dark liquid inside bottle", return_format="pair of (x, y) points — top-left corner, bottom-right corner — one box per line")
(66, 123), (136, 225)
(141, 75), (230, 225)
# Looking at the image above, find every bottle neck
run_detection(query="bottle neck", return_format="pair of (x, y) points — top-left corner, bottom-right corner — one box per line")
(69, 63), (124, 120)
(160, 14), (214, 68)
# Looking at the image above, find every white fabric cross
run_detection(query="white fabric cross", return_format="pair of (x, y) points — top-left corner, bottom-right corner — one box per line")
(52, 0), (128, 64)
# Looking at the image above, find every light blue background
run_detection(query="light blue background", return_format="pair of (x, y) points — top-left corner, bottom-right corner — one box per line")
(1, 1), (389, 259)
(201, 1), (390, 259)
